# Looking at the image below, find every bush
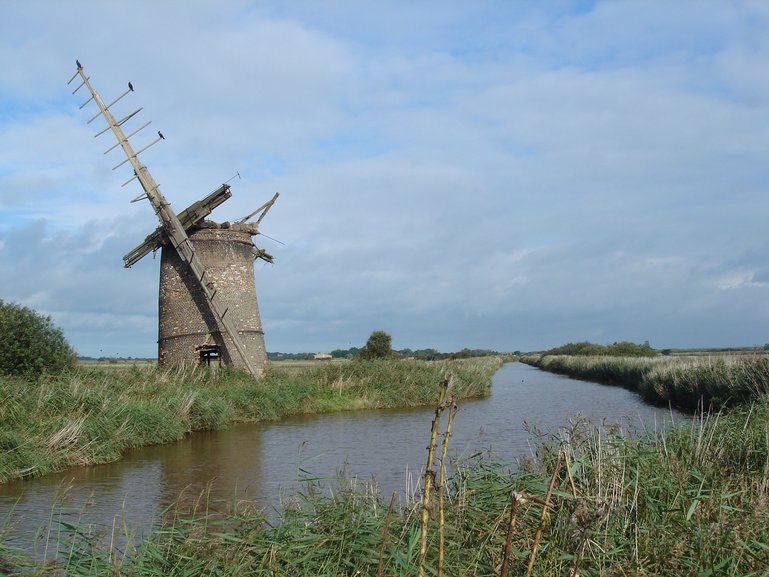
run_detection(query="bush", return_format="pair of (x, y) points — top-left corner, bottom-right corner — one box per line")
(0, 300), (76, 375)
(545, 340), (657, 357)
(358, 330), (395, 360)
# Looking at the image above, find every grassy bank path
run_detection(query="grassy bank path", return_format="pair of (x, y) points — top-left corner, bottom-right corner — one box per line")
(0, 357), (501, 484)
(522, 353), (769, 411)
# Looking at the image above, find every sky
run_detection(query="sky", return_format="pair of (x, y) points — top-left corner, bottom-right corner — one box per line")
(1, 1), (768, 357)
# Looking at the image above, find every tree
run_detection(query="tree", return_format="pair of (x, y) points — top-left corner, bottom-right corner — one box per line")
(0, 300), (76, 376)
(359, 330), (394, 360)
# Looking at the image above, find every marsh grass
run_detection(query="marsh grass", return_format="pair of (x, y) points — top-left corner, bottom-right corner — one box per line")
(4, 388), (769, 576)
(524, 354), (769, 411)
(0, 357), (500, 484)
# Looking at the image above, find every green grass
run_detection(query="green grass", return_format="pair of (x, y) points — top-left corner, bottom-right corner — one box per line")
(522, 353), (769, 411)
(0, 357), (501, 484)
(3, 390), (769, 576)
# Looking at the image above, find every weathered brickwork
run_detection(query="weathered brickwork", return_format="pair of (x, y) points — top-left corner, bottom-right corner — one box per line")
(158, 221), (268, 374)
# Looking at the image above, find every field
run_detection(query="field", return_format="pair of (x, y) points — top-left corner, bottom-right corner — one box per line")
(77, 359), (156, 369)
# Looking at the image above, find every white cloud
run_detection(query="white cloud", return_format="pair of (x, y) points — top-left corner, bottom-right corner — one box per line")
(1, 1), (768, 355)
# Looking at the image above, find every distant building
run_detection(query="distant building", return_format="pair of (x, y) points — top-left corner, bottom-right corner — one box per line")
(314, 353), (333, 361)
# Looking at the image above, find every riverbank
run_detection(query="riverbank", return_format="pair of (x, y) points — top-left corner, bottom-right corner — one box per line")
(3, 384), (767, 576)
(0, 357), (501, 484)
(522, 353), (769, 411)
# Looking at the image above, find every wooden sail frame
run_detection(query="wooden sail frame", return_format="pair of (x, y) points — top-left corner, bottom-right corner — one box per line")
(68, 61), (262, 377)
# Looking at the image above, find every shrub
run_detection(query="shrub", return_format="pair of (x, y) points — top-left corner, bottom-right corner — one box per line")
(0, 300), (76, 376)
(358, 330), (395, 360)
(545, 340), (657, 357)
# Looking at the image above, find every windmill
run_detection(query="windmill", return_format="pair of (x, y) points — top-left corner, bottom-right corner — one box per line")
(68, 61), (276, 378)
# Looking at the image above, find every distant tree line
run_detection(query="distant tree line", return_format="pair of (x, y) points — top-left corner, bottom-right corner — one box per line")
(543, 341), (657, 357)
(78, 356), (153, 363)
(269, 330), (499, 361)
(267, 352), (317, 361)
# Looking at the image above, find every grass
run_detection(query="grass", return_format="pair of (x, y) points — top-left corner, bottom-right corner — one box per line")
(3, 383), (769, 576)
(522, 353), (769, 411)
(0, 357), (501, 484)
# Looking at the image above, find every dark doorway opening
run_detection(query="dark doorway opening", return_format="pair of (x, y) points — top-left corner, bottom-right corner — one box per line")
(196, 345), (221, 367)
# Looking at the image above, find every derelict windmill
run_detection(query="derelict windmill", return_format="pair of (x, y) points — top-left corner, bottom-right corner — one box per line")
(67, 61), (277, 378)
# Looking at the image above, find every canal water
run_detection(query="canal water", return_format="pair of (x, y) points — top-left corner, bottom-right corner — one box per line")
(0, 362), (681, 549)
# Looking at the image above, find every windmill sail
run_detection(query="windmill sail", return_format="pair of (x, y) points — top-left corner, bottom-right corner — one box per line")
(69, 62), (263, 378)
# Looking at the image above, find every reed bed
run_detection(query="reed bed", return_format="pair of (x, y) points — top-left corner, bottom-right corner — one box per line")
(523, 354), (769, 411)
(0, 357), (501, 484)
(3, 384), (769, 576)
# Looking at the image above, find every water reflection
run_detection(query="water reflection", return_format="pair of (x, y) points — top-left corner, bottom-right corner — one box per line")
(0, 363), (681, 549)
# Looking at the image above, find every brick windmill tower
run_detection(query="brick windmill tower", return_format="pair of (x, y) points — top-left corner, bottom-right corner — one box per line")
(68, 61), (277, 378)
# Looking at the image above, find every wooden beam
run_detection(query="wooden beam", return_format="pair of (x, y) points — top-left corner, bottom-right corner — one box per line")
(123, 184), (231, 267)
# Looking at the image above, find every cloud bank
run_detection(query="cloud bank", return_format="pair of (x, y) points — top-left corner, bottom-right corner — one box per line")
(1, 1), (768, 356)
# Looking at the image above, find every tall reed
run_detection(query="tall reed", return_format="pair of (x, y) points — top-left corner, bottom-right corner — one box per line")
(524, 353), (769, 411)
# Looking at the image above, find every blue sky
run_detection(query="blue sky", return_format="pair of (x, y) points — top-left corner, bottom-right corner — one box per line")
(1, 1), (768, 356)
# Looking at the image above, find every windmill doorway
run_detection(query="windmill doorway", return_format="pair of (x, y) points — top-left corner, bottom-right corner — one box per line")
(196, 345), (222, 368)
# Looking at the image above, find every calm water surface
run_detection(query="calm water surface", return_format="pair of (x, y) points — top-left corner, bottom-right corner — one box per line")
(0, 363), (681, 548)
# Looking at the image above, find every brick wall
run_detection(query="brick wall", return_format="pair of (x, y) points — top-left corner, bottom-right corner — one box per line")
(158, 222), (268, 375)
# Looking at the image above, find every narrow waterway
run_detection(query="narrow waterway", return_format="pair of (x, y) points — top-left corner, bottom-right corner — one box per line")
(0, 363), (681, 550)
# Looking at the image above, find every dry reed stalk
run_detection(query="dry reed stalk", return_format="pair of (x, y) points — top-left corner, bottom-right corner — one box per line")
(437, 394), (457, 577)
(417, 378), (449, 577)
(524, 451), (563, 577)
(563, 448), (578, 499)
(569, 538), (588, 577)
(46, 417), (87, 450)
(499, 491), (522, 577)
(562, 449), (587, 577)
(376, 492), (397, 577)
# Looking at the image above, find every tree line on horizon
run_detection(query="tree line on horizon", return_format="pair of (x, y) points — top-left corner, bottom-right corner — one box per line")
(541, 340), (657, 357)
(268, 346), (500, 361)
(268, 330), (500, 361)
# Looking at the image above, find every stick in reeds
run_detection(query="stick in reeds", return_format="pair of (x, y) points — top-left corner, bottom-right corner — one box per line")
(561, 449), (586, 577)
(438, 394), (456, 577)
(376, 492), (397, 577)
(499, 491), (522, 577)
(418, 378), (449, 577)
(525, 451), (563, 577)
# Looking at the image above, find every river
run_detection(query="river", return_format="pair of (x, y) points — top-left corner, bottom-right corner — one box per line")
(0, 362), (681, 550)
